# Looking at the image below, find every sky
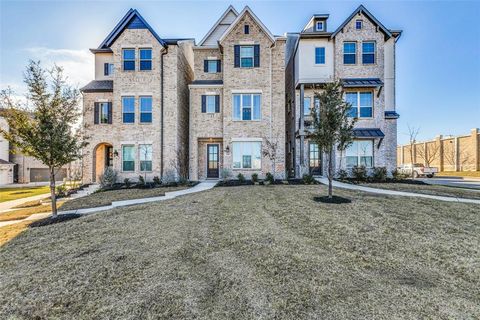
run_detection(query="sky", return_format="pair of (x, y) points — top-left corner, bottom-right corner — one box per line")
(1, 0), (479, 144)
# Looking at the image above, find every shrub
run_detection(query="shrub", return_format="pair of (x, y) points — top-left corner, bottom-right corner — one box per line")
(265, 172), (275, 184)
(237, 173), (246, 183)
(124, 178), (131, 188)
(391, 169), (406, 181)
(153, 176), (161, 185)
(336, 169), (349, 180)
(56, 184), (67, 197)
(220, 168), (232, 181)
(178, 176), (188, 185)
(99, 167), (118, 188)
(351, 165), (367, 182)
(372, 167), (387, 182)
(302, 174), (315, 184)
(251, 173), (259, 183)
(138, 175), (146, 186)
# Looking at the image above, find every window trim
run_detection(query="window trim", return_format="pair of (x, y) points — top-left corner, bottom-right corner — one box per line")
(239, 45), (254, 68)
(139, 96), (152, 123)
(355, 19), (363, 30)
(139, 48), (152, 71)
(346, 139), (374, 168)
(122, 96), (135, 124)
(232, 93), (261, 121)
(206, 60), (218, 73)
(232, 141), (262, 170)
(205, 95), (217, 113)
(303, 97), (311, 116)
(244, 24), (250, 34)
(362, 41), (376, 65)
(122, 48), (135, 71)
(315, 21), (324, 31)
(99, 102), (109, 124)
(343, 42), (357, 65)
(122, 145), (136, 172)
(345, 90), (374, 119)
(314, 47), (325, 65)
(139, 144), (153, 172)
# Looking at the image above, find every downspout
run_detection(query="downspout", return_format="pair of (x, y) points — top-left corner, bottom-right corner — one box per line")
(161, 47), (168, 178)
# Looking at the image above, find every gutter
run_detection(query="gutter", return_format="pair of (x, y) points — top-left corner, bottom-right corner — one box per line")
(161, 47), (167, 178)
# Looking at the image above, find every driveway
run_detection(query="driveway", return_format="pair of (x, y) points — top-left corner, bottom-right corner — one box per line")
(418, 177), (480, 190)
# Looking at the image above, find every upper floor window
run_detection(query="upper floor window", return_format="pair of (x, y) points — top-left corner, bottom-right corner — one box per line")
(139, 49), (152, 70)
(139, 144), (153, 172)
(343, 42), (356, 64)
(303, 97), (311, 116)
(315, 47), (325, 64)
(122, 96), (135, 123)
(100, 102), (109, 124)
(244, 25), (250, 34)
(362, 42), (375, 64)
(234, 45), (260, 68)
(140, 96), (152, 123)
(233, 93), (261, 121)
(346, 140), (373, 168)
(202, 95), (220, 113)
(232, 141), (261, 169)
(104, 63), (114, 76)
(240, 46), (254, 67)
(346, 91), (373, 118)
(204, 59), (221, 73)
(315, 21), (324, 31)
(356, 20), (363, 30)
(94, 102), (112, 124)
(122, 49), (135, 71)
(122, 145), (135, 171)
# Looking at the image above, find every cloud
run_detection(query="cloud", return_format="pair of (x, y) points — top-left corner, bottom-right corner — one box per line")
(24, 47), (94, 89)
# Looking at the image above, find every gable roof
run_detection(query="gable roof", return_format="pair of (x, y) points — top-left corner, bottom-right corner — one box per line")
(302, 14), (329, 32)
(199, 5), (239, 46)
(97, 9), (167, 49)
(331, 5), (392, 39)
(218, 6), (276, 44)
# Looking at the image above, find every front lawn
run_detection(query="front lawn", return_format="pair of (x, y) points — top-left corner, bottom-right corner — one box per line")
(60, 186), (189, 211)
(437, 171), (480, 178)
(0, 185), (478, 319)
(0, 186), (50, 203)
(0, 201), (64, 222)
(359, 181), (480, 199)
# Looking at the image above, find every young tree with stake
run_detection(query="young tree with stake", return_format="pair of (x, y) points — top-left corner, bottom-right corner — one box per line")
(0, 61), (87, 217)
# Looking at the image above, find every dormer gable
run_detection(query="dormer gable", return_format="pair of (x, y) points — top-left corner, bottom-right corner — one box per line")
(95, 9), (167, 50)
(302, 14), (330, 33)
(199, 5), (239, 47)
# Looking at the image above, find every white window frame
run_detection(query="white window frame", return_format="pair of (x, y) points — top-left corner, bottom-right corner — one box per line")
(232, 141), (262, 170)
(343, 42), (356, 65)
(139, 144), (153, 172)
(356, 19), (363, 30)
(107, 63), (114, 76)
(362, 41), (376, 65)
(122, 48), (135, 71)
(303, 97), (311, 116)
(207, 60), (218, 73)
(315, 47), (325, 65)
(315, 21), (324, 31)
(139, 48), (152, 71)
(122, 145), (136, 172)
(346, 140), (374, 168)
(240, 46), (254, 68)
(345, 91), (374, 119)
(206, 95), (217, 113)
(233, 93), (261, 121)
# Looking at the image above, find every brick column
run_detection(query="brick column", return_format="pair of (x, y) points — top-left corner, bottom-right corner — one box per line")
(472, 128), (479, 171)
(436, 135), (443, 171)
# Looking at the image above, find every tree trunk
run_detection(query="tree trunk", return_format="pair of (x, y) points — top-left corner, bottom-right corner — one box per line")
(328, 147), (334, 199)
(49, 167), (57, 217)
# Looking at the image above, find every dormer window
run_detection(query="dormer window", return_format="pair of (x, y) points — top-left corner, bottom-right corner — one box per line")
(356, 20), (363, 30)
(315, 21), (324, 31)
(244, 25), (250, 34)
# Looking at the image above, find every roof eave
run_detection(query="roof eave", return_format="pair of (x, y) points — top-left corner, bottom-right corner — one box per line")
(198, 5), (239, 46)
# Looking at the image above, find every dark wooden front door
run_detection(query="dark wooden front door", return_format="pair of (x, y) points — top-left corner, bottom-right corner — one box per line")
(309, 143), (322, 175)
(207, 144), (219, 178)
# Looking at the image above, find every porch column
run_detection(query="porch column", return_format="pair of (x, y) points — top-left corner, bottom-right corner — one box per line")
(299, 84), (305, 168)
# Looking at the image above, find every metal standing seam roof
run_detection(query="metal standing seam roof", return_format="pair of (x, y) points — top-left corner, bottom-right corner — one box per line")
(384, 111), (400, 119)
(190, 80), (224, 85)
(342, 78), (383, 87)
(80, 80), (113, 93)
(353, 128), (385, 138)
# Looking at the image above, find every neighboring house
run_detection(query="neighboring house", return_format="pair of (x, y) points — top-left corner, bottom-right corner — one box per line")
(188, 6), (286, 180)
(80, 9), (194, 183)
(286, 5), (401, 177)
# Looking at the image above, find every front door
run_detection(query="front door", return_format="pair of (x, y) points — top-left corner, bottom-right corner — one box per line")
(207, 144), (219, 178)
(309, 143), (322, 175)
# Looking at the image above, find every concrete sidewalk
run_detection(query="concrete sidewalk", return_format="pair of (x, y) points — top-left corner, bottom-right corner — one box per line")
(0, 193), (51, 213)
(316, 177), (480, 205)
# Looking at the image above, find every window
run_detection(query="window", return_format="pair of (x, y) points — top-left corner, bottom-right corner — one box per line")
(346, 91), (373, 118)
(233, 94), (261, 120)
(244, 25), (250, 34)
(99, 102), (109, 124)
(346, 140), (373, 168)
(362, 42), (375, 64)
(232, 141), (261, 169)
(207, 60), (218, 73)
(240, 46), (254, 67)
(139, 49), (152, 70)
(206, 95), (216, 113)
(139, 144), (152, 171)
(315, 47), (325, 64)
(123, 49), (135, 71)
(309, 143), (320, 173)
(104, 63), (114, 76)
(122, 96), (135, 123)
(356, 20), (363, 30)
(316, 21), (324, 31)
(122, 145), (135, 171)
(202, 95), (219, 113)
(343, 42), (356, 64)
(140, 96), (152, 123)
(303, 97), (311, 116)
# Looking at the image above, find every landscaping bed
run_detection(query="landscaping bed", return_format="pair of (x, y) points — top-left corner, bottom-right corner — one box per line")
(0, 185), (478, 319)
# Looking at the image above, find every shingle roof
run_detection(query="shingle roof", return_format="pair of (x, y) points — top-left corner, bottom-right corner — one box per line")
(0, 159), (15, 165)
(384, 111), (400, 119)
(190, 80), (223, 86)
(164, 38), (195, 45)
(342, 78), (383, 88)
(80, 80), (113, 93)
(353, 128), (385, 138)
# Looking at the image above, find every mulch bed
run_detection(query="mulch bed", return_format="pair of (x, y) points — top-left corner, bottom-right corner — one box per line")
(29, 214), (82, 228)
(313, 195), (352, 204)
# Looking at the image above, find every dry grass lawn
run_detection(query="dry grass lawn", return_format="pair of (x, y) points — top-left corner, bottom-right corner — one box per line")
(0, 202), (64, 222)
(360, 182), (480, 199)
(60, 186), (188, 211)
(0, 186), (50, 203)
(0, 221), (33, 247)
(437, 171), (480, 178)
(0, 185), (479, 319)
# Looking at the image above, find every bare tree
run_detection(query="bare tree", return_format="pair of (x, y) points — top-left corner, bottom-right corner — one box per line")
(416, 142), (440, 167)
(262, 136), (279, 179)
(407, 124), (420, 178)
(169, 144), (188, 182)
(444, 144), (472, 171)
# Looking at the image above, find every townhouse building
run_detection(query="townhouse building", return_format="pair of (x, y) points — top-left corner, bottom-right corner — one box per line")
(286, 5), (401, 177)
(188, 6), (286, 180)
(81, 9), (194, 183)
